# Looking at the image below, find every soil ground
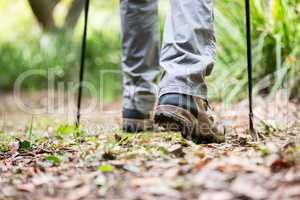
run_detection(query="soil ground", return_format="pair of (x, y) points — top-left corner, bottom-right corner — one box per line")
(0, 92), (299, 200)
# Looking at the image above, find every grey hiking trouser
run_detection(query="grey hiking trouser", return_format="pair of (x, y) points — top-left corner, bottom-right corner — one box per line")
(120, 0), (216, 115)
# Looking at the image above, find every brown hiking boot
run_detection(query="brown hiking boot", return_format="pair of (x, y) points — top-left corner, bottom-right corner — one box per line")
(154, 94), (225, 144)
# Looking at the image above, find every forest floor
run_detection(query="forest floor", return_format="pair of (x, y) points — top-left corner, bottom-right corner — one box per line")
(0, 92), (300, 200)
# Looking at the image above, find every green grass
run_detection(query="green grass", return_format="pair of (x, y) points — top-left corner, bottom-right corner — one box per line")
(211, 0), (300, 101)
(0, 0), (122, 102)
(0, 29), (121, 101)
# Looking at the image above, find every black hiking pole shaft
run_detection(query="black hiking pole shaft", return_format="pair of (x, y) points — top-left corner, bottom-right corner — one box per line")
(76, 0), (90, 128)
(245, 0), (255, 134)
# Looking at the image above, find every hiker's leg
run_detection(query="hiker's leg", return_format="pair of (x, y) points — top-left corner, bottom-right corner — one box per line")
(120, 0), (160, 114)
(155, 0), (224, 143)
(159, 0), (216, 99)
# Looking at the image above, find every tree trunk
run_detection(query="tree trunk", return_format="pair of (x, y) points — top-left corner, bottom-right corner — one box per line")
(64, 0), (85, 30)
(49, 0), (60, 11)
(28, 0), (58, 31)
(28, 0), (83, 32)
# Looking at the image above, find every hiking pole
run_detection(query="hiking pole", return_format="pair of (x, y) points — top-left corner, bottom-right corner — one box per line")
(245, 0), (257, 140)
(76, 0), (90, 128)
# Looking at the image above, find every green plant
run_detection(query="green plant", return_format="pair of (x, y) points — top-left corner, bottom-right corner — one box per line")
(44, 154), (61, 166)
(99, 164), (114, 173)
(210, 0), (300, 102)
(1, 0), (299, 102)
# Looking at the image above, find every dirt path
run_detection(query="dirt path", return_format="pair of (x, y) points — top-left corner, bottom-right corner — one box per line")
(0, 92), (299, 200)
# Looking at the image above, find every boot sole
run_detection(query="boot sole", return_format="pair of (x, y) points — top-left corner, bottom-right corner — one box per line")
(155, 105), (225, 144)
(154, 105), (197, 140)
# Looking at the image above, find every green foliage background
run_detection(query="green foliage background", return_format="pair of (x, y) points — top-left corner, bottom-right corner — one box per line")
(0, 0), (299, 102)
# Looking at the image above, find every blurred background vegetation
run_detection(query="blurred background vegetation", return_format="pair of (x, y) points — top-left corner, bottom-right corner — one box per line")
(0, 0), (299, 102)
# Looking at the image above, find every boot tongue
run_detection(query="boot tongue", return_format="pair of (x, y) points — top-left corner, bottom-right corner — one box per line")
(159, 94), (198, 118)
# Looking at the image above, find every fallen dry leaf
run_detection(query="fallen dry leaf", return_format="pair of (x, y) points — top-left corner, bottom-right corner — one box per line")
(168, 144), (185, 157)
(58, 179), (82, 189)
(216, 164), (243, 173)
(230, 175), (268, 199)
(178, 159), (189, 165)
(131, 177), (162, 187)
(270, 159), (294, 172)
(193, 158), (211, 172)
(199, 191), (234, 200)
(17, 183), (35, 193)
(66, 185), (91, 200)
